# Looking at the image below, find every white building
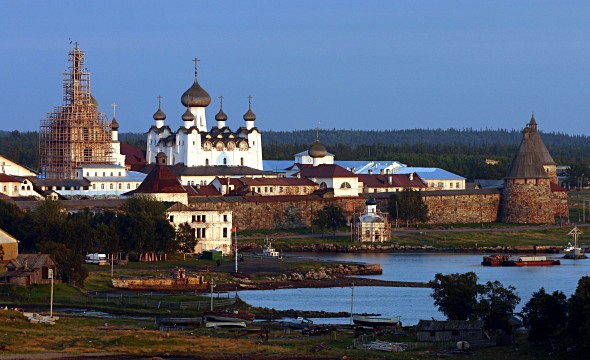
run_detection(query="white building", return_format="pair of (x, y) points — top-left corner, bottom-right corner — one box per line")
(146, 62), (263, 171)
(351, 198), (390, 243)
(166, 203), (233, 255)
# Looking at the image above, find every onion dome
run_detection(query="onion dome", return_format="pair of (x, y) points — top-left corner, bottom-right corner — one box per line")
(111, 117), (119, 131)
(215, 108), (228, 122)
(181, 80), (211, 108)
(182, 108), (195, 122)
(243, 107), (256, 121)
(308, 140), (327, 158)
(153, 106), (166, 121)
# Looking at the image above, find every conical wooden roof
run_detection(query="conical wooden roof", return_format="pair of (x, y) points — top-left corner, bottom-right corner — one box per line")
(505, 116), (552, 179)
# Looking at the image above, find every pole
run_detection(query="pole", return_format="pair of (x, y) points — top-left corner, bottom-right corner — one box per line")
(350, 282), (354, 325)
(49, 269), (54, 319)
(210, 280), (215, 311)
(111, 253), (114, 278)
(234, 228), (238, 273)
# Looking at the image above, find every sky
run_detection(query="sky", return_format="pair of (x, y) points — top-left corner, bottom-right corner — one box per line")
(2, 1), (589, 135)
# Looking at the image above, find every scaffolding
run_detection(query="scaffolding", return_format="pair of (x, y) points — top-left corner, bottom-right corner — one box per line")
(39, 44), (112, 179)
(351, 210), (392, 243)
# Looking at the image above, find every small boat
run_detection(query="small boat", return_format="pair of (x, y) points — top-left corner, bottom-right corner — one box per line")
(230, 272), (251, 280)
(156, 317), (202, 326)
(353, 315), (401, 327)
(111, 267), (209, 290)
(482, 255), (560, 266)
(280, 317), (313, 329)
(261, 238), (281, 257)
(205, 321), (246, 328)
(203, 309), (255, 323)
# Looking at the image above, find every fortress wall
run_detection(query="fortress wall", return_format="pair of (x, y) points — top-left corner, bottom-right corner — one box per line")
(423, 192), (500, 224)
(188, 191), (504, 230)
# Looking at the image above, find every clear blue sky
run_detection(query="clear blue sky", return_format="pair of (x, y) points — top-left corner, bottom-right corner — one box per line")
(2, 1), (589, 134)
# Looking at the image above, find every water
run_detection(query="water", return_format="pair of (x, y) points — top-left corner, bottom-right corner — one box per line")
(239, 253), (590, 326)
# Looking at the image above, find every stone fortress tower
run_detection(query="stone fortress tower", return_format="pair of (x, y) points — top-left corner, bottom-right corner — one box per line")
(500, 115), (567, 223)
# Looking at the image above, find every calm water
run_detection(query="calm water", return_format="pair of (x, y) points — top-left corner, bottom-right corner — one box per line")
(239, 253), (590, 326)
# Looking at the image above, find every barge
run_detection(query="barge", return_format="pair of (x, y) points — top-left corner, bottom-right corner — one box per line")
(482, 255), (560, 267)
(111, 267), (209, 290)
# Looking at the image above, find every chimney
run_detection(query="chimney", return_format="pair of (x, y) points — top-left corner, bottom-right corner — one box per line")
(368, 169), (372, 175)
(380, 169), (384, 175)
(388, 176), (392, 185)
(409, 173), (414, 181)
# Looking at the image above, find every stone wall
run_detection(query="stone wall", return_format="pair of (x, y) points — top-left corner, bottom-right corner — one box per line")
(188, 190), (505, 230)
(422, 192), (500, 224)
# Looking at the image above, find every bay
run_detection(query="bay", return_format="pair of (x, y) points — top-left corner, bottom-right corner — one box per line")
(239, 253), (590, 326)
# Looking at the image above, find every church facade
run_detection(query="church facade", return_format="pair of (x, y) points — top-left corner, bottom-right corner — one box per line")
(146, 62), (263, 171)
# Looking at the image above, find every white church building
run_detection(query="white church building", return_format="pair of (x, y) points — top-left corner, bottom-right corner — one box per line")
(146, 61), (263, 171)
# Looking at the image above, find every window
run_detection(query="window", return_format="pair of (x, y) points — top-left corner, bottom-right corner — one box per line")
(205, 159), (209, 166)
(223, 158), (227, 165)
(265, 187), (268, 193)
(118, 183), (122, 189)
(223, 215), (228, 222)
(202, 215), (206, 222)
(456, 182), (460, 188)
(202, 229), (206, 238)
(438, 182), (443, 188)
(103, 172), (106, 176)
(110, 172), (113, 176)
(340, 182), (352, 189)
(192, 215), (196, 222)
(92, 184), (96, 189)
(3, 186), (6, 192)
(86, 172), (89, 176)
(110, 183), (113, 189)
(223, 228), (228, 238)
(450, 182), (453, 188)
(169, 215), (174, 222)
(127, 184), (131, 189)
(319, 182), (327, 189)
(101, 184), (105, 189)
(196, 228), (201, 238)
(118, 172), (121, 176)
(95, 172), (97, 176)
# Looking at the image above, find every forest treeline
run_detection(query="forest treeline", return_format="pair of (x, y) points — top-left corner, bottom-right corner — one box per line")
(2, 128), (589, 180)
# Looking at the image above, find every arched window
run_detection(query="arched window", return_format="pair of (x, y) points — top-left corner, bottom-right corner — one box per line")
(319, 182), (327, 189)
(223, 158), (227, 165)
(340, 182), (352, 189)
(240, 158), (244, 166)
(205, 159), (209, 166)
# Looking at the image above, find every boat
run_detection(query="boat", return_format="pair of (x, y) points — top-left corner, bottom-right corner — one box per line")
(261, 238), (280, 257)
(205, 321), (247, 328)
(111, 267), (209, 290)
(482, 255), (560, 267)
(352, 314), (402, 327)
(203, 309), (255, 323)
(230, 271), (251, 280)
(156, 317), (202, 326)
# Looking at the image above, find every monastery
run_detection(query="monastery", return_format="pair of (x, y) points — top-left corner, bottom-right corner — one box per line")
(0, 45), (572, 254)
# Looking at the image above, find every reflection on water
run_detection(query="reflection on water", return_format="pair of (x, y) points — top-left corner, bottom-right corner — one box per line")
(240, 253), (590, 326)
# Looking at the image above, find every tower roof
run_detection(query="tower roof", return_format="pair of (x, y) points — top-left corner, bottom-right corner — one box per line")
(182, 108), (195, 122)
(215, 96), (227, 122)
(111, 117), (119, 131)
(505, 119), (553, 179)
(308, 140), (327, 158)
(243, 96), (256, 121)
(131, 153), (187, 194)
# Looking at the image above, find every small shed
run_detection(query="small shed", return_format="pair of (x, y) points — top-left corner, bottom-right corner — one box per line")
(201, 250), (222, 261)
(0, 228), (19, 261)
(1, 254), (57, 286)
(416, 320), (486, 342)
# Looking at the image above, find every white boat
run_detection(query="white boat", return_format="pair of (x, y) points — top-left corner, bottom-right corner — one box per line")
(205, 321), (246, 328)
(353, 314), (401, 327)
(262, 239), (280, 257)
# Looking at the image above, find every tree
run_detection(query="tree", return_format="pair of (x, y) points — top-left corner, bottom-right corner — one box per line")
(566, 276), (590, 352)
(176, 223), (197, 260)
(476, 280), (520, 333)
(429, 272), (480, 320)
(118, 196), (175, 261)
(388, 189), (428, 226)
(522, 288), (568, 343)
(312, 204), (347, 233)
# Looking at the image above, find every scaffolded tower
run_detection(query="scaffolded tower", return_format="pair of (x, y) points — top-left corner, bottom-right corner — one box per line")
(39, 44), (112, 179)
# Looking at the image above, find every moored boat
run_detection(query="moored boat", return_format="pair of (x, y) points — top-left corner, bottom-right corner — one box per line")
(482, 255), (560, 267)
(352, 314), (401, 327)
(111, 268), (209, 290)
(203, 309), (255, 323)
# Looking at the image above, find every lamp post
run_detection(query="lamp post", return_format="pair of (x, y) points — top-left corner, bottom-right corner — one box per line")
(48, 268), (54, 319)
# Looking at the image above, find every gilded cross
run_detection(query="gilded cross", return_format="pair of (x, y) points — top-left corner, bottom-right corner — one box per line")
(111, 102), (118, 118)
(192, 58), (200, 79)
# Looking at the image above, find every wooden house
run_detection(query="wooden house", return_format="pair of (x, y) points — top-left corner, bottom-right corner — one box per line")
(1, 254), (56, 286)
(416, 320), (486, 342)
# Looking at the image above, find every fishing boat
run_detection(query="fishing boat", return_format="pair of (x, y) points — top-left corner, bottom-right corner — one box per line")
(352, 315), (402, 327)
(111, 267), (209, 291)
(203, 309), (255, 323)
(261, 238), (280, 257)
(482, 255), (560, 266)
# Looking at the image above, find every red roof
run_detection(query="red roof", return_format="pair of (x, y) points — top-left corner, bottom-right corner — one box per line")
(550, 182), (568, 192)
(298, 164), (356, 178)
(0, 173), (19, 182)
(131, 164), (186, 194)
(185, 184), (221, 196)
(120, 143), (147, 171)
(358, 173), (427, 188)
(237, 177), (317, 187)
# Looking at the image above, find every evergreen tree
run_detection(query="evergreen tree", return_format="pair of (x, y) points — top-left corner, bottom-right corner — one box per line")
(312, 204), (347, 234)
(522, 288), (568, 343)
(388, 189), (429, 226)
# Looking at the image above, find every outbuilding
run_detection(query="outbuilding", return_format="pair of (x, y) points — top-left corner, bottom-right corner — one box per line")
(416, 320), (486, 343)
